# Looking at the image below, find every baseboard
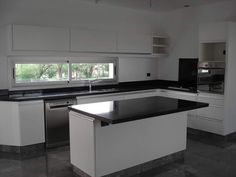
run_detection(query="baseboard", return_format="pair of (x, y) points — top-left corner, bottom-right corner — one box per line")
(187, 128), (236, 147)
(0, 143), (45, 160)
(73, 150), (185, 177)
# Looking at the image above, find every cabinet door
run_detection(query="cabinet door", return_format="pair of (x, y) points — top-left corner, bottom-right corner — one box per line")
(165, 90), (197, 117)
(117, 33), (152, 53)
(123, 90), (156, 100)
(194, 93), (224, 134)
(156, 89), (168, 97)
(196, 94), (224, 121)
(165, 90), (197, 101)
(199, 22), (227, 42)
(77, 94), (124, 104)
(70, 29), (116, 52)
(12, 25), (70, 51)
(18, 100), (45, 146)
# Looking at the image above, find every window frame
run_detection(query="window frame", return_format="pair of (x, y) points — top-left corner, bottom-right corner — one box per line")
(69, 57), (118, 85)
(9, 56), (118, 90)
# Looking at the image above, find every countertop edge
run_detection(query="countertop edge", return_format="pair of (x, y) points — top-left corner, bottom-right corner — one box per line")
(68, 101), (209, 125)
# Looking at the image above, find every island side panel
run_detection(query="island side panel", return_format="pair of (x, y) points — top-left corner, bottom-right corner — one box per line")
(69, 111), (96, 177)
(95, 112), (187, 177)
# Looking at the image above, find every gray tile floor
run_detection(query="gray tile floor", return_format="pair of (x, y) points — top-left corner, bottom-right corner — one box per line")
(1, 139), (236, 177)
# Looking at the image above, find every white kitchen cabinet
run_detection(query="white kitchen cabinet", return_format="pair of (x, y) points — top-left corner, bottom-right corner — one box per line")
(189, 116), (224, 135)
(196, 93), (224, 120)
(157, 90), (225, 134)
(12, 25), (70, 51)
(195, 93), (224, 134)
(76, 90), (157, 104)
(156, 89), (197, 102)
(18, 100), (45, 146)
(0, 100), (45, 146)
(156, 89), (168, 97)
(122, 90), (157, 100)
(156, 89), (198, 128)
(77, 93), (125, 104)
(70, 29), (117, 53)
(199, 22), (227, 42)
(117, 33), (152, 53)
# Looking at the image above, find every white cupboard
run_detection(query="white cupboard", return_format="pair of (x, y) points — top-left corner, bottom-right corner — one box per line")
(117, 33), (152, 53)
(195, 93), (224, 134)
(156, 89), (226, 135)
(18, 100), (45, 146)
(77, 93), (124, 104)
(0, 24), (159, 55)
(12, 25), (70, 51)
(70, 29), (117, 52)
(199, 22), (227, 42)
(76, 90), (157, 104)
(0, 100), (45, 146)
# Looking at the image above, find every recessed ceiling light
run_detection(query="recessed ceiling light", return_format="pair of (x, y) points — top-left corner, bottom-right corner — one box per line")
(184, 4), (190, 8)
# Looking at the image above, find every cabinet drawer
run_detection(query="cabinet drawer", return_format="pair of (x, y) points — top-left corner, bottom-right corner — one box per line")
(77, 95), (124, 104)
(197, 106), (224, 120)
(124, 91), (156, 100)
(194, 116), (223, 135)
(197, 96), (224, 106)
(170, 94), (196, 101)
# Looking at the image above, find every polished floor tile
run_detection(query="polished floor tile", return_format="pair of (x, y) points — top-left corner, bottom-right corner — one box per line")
(1, 139), (236, 177)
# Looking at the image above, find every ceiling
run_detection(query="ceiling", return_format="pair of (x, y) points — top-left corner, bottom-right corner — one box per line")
(79, 0), (231, 12)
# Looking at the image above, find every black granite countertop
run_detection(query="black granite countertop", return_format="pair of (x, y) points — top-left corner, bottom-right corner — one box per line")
(0, 80), (197, 102)
(69, 96), (208, 124)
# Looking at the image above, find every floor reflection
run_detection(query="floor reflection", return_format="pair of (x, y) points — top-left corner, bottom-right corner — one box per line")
(1, 140), (236, 177)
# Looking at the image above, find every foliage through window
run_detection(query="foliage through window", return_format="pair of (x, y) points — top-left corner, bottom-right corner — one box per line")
(71, 63), (114, 81)
(15, 63), (69, 83)
(13, 60), (116, 86)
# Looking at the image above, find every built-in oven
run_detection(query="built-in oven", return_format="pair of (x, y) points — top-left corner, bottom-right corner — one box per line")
(198, 61), (225, 94)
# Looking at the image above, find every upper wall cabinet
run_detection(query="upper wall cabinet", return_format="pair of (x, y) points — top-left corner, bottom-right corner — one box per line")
(70, 29), (117, 53)
(199, 22), (227, 42)
(117, 33), (152, 54)
(2, 24), (162, 56)
(12, 25), (70, 51)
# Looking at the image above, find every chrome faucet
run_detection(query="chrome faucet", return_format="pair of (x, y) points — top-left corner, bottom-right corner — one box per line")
(88, 79), (101, 92)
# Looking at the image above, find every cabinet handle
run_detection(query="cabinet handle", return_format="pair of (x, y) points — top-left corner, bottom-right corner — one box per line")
(12, 68), (15, 79)
(114, 66), (117, 76)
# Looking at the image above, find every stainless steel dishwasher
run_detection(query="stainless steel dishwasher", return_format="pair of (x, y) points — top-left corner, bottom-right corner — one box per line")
(45, 98), (77, 148)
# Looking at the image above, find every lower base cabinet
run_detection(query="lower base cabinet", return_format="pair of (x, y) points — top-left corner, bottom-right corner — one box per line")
(0, 100), (45, 147)
(156, 89), (225, 135)
(76, 90), (157, 104)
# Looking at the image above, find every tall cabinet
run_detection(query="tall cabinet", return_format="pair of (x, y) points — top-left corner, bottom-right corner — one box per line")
(194, 22), (236, 136)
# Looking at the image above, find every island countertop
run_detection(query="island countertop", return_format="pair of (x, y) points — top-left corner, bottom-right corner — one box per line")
(68, 96), (209, 124)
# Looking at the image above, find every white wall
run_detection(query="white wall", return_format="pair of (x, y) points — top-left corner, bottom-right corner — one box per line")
(0, 26), (8, 89)
(0, 0), (162, 88)
(119, 57), (158, 82)
(157, 0), (236, 81)
(1, 0), (236, 87)
(224, 22), (236, 135)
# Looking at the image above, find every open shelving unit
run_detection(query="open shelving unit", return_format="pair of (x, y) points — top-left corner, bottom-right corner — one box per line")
(152, 36), (169, 56)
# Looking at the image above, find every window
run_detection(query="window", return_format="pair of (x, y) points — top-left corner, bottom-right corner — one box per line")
(15, 63), (69, 84)
(71, 63), (114, 81)
(11, 57), (117, 88)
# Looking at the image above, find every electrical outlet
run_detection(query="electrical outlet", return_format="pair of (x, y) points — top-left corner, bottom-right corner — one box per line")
(147, 73), (151, 77)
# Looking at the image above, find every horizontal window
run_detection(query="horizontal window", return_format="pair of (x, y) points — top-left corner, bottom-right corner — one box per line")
(71, 63), (114, 81)
(15, 63), (69, 84)
(11, 57), (118, 88)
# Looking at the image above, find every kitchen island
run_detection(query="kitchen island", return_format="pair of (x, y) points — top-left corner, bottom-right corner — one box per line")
(69, 96), (208, 177)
